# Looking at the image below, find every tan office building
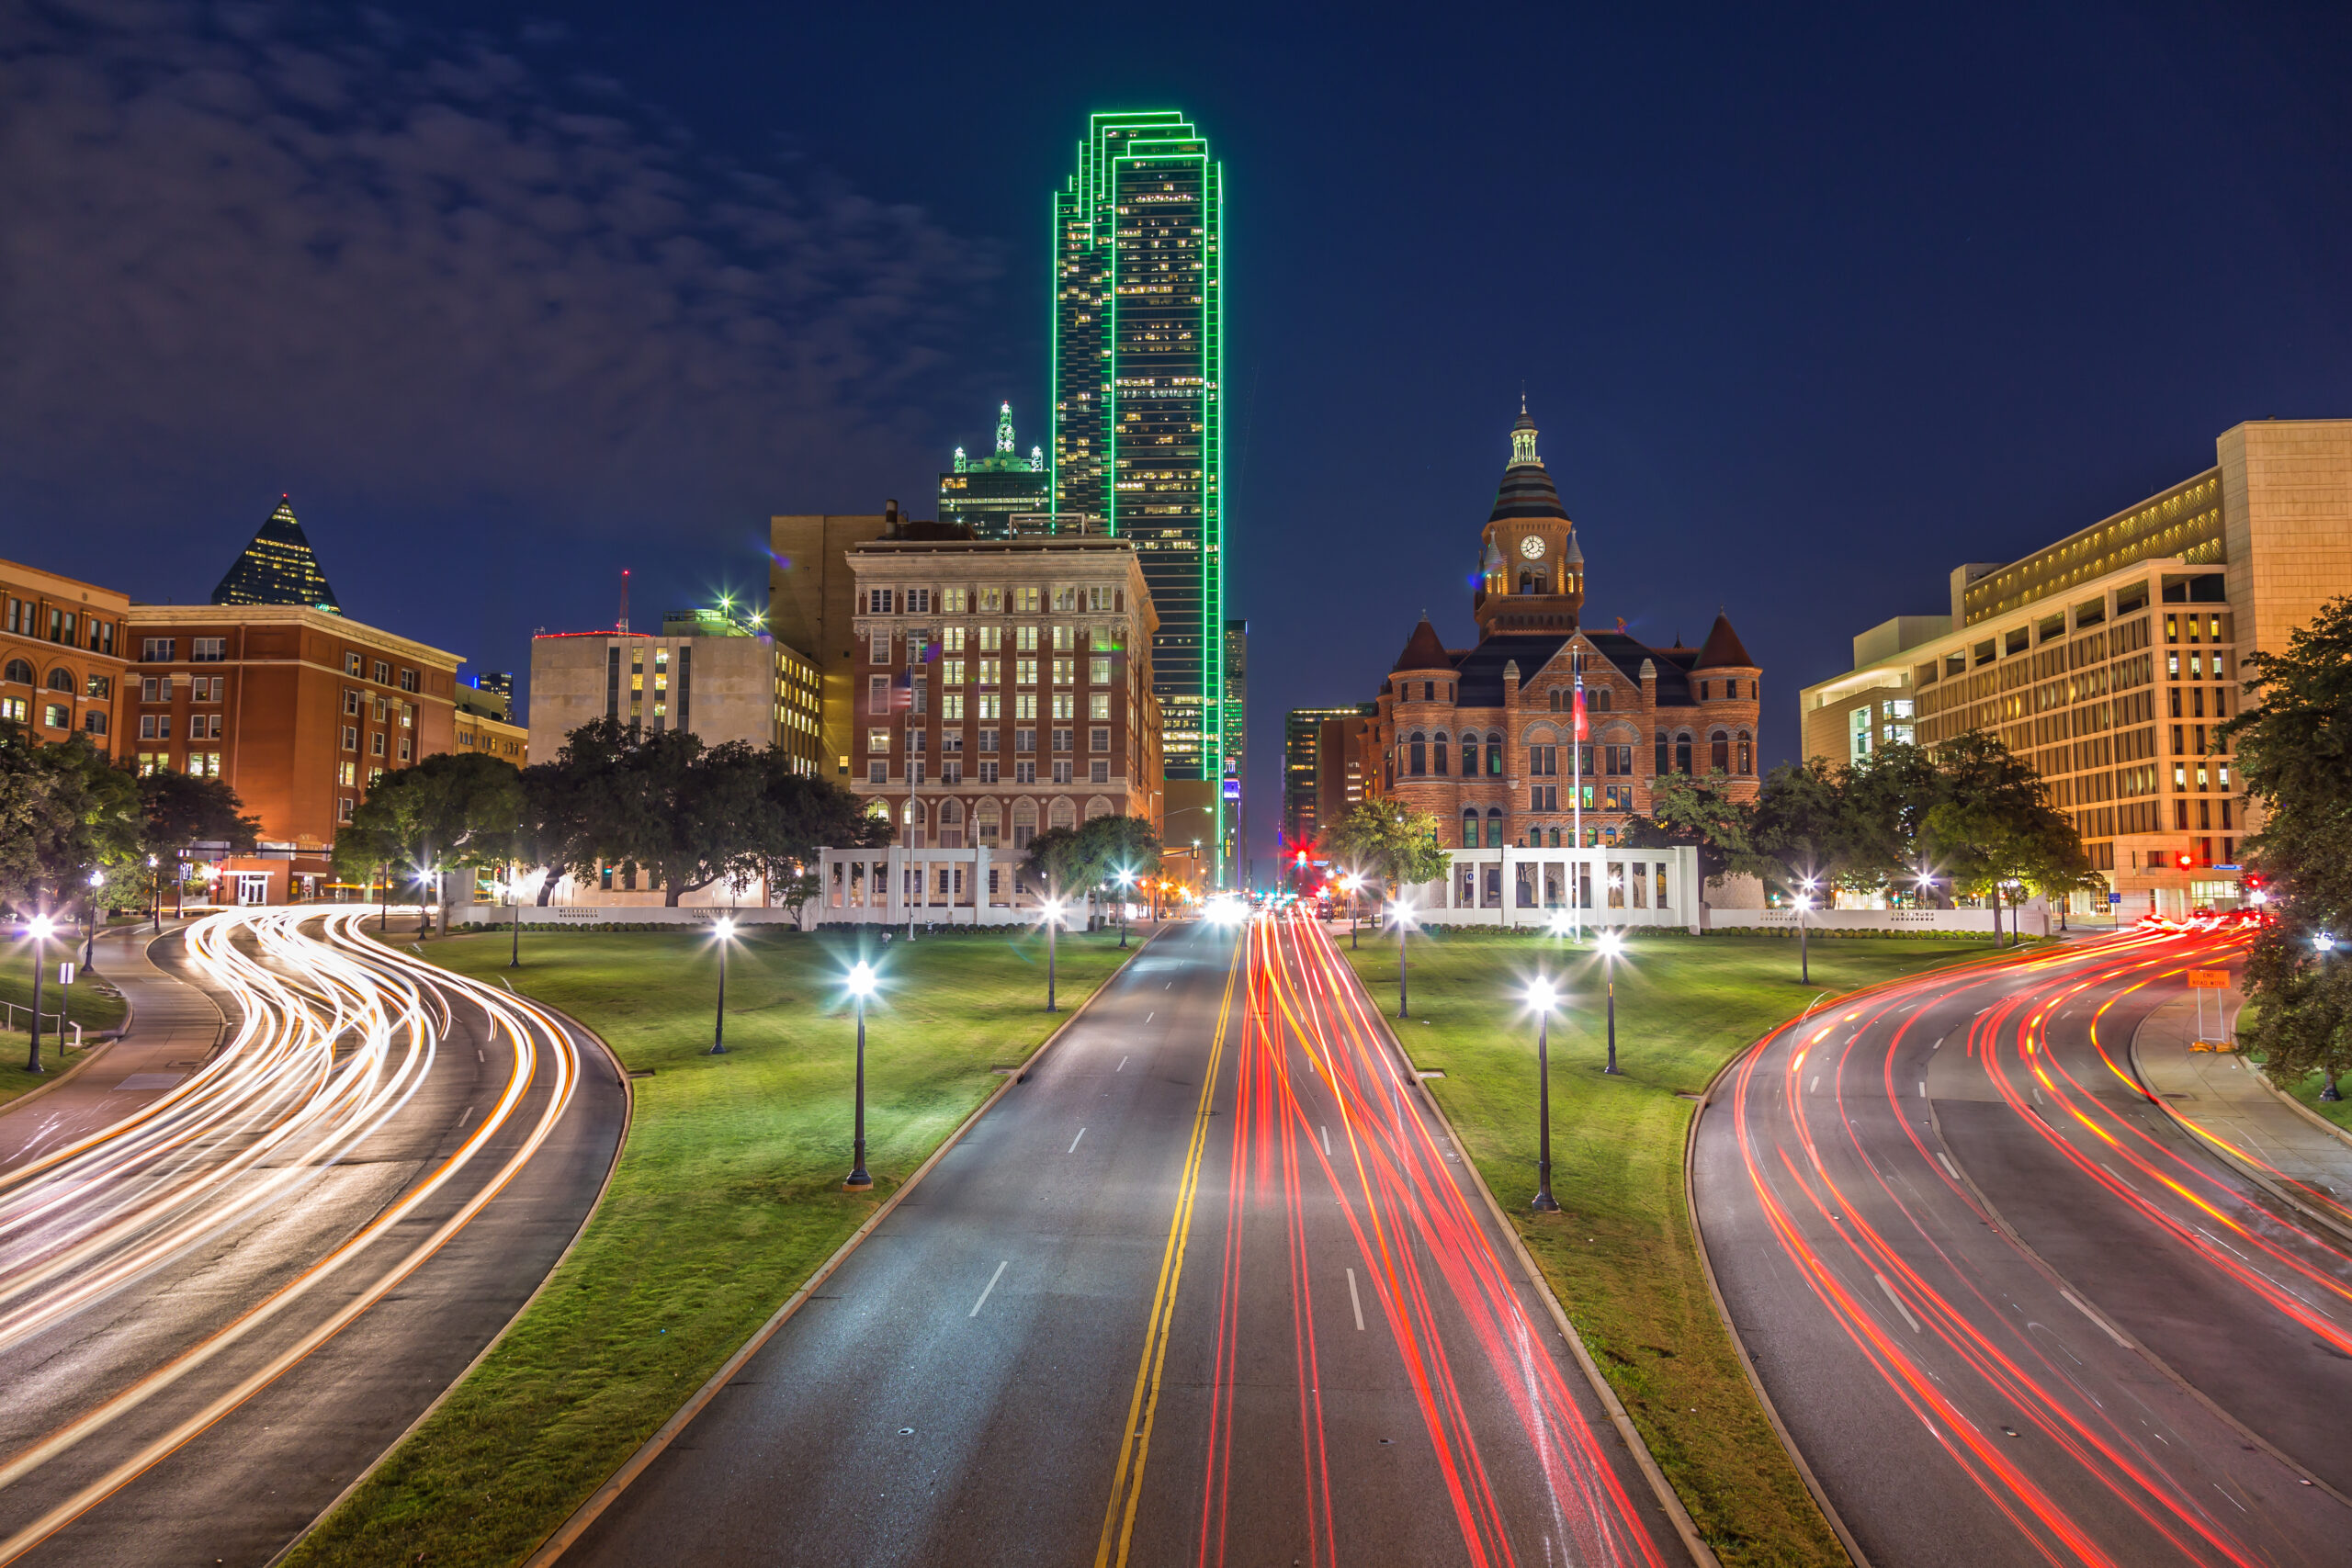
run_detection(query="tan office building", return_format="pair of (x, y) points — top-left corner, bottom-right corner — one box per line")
(847, 535), (1163, 877)
(768, 506), (900, 780)
(1801, 418), (2352, 918)
(527, 626), (799, 763)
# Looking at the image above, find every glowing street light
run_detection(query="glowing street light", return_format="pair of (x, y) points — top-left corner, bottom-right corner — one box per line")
(84, 868), (104, 967)
(1040, 897), (1067, 1013)
(1596, 931), (1625, 1076)
(1527, 977), (1560, 1213)
(147, 853), (161, 933)
(1796, 877), (1819, 985)
(707, 917), (737, 1055)
(1389, 898), (1420, 1020)
(22, 915), (55, 1074)
(1115, 866), (1136, 949)
(1339, 871), (1363, 949)
(844, 959), (878, 1188)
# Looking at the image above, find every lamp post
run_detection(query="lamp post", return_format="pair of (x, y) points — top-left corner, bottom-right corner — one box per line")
(707, 917), (736, 1055)
(1391, 899), (1418, 1019)
(1795, 880), (1816, 985)
(2319, 933), (2341, 1100)
(508, 865), (524, 969)
(148, 854), (160, 932)
(1528, 977), (1560, 1212)
(1042, 897), (1065, 1012)
(22, 915), (54, 1073)
(844, 960), (876, 1187)
(414, 866), (436, 939)
(85, 868), (104, 968)
(1597, 930), (1623, 1075)
(1340, 873), (1363, 948)
(1116, 866), (1136, 949)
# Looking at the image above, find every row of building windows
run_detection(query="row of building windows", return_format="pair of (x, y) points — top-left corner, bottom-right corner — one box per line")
(865, 586), (1124, 615)
(1396, 729), (1755, 778)
(8, 600), (119, 655)
(1, 696), (98, 732)
(1, 659), (102, 695)
(872, 759), (1121, 787)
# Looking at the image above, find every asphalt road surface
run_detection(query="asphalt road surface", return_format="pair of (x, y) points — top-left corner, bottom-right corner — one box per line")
(1693, 921), (2352, 1567)
(0, 909), (627, 1567)
(571, 913), (1688, 1568)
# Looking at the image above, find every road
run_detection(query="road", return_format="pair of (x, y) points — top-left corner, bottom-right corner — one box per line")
(0, 909), (628, 1567)
(1693, 922), (2352, 1567)
(570, 912), (1689, 1568)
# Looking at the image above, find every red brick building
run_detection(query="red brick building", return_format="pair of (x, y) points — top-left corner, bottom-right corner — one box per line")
(1366, 407), (1762, 863)
(0, 560), (130, 758)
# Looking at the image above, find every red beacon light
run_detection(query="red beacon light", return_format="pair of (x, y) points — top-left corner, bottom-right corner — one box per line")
(2177, 853), (2194, 869)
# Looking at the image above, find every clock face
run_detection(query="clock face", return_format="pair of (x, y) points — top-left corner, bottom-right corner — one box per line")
(1519, 534), (1546, 560)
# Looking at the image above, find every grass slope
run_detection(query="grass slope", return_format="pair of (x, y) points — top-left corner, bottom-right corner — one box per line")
(0, 946), (129, 1108)
(1339, 926), (1994, 1568)
(284, 923), (1137, 1568)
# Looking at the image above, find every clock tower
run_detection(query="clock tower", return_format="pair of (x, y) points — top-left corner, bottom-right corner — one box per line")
(1473, 401), (1584, 638)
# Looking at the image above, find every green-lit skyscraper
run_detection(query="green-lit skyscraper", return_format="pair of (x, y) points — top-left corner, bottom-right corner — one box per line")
(1053, 111), (1226, 869)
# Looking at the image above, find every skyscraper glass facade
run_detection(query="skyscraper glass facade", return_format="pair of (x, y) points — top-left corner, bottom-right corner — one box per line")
(1053, 110), (1224, 824)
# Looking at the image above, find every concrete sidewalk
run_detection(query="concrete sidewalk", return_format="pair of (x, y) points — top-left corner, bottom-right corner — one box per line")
(0, 923), (227, 1174)
(2132, 987), (2352, 1237)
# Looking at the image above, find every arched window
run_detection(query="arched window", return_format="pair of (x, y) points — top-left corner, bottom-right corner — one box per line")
(1656, 730), (1670, 775)
(1487, 731), (1503, 774)
(904, 798), (927, 848)
(1462, 808), (1478, 848)
(1012, 798), (1037, 850)
(1485, 807), (1504, 848)
(1518, 569), (1532, 592)
(1591, 688), (1612, 712)
(1736, 729), (1754, 774)
(3, 659), (30, 684)
(939, 797), (964, 848)
(1085, 795), (1114, 820)
(45, 668), (74, 694)
(1461, 733), (1478, 776)
(1432, 731), (1450, 775)
(1049, 797), (1076, 831)
(1711, 729), (1730, 773)
(1408, 731), (1427, 776)
(976, 800), (1002, 847)
(1547, 826), (1561, 848)
(1674, 732), (1693, 774)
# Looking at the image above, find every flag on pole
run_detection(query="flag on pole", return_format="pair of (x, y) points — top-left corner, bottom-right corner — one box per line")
(1573, 681), (1588, 741)
(890, 669), (912, 712)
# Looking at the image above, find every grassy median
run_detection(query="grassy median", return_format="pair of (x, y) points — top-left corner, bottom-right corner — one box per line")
(0, 947), (128, 1108)
(1339, 927), (1996, 1568)
(284, 922), (1138, 1568)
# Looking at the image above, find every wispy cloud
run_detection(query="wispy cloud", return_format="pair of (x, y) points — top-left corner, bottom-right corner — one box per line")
(0, 0), (998, 536)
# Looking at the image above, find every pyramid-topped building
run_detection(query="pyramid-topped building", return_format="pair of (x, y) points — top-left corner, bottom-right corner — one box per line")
(1359, 405), (1762, 874)
(210, 497), (342, 613)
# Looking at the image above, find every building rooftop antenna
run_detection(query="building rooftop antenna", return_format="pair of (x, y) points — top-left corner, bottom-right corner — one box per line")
(618, 569), (631, 635)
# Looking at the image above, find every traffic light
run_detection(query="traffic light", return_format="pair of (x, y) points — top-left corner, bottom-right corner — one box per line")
(2177, 853), (2193, 869)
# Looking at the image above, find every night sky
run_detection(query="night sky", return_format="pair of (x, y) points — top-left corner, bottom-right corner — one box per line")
(7, 1), (2349, 876)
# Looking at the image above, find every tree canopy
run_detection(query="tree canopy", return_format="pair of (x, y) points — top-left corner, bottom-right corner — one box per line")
(2220, 593), (2352, 1096)
(0, 722), (143, 915)
(1326, 798), (1451, 899)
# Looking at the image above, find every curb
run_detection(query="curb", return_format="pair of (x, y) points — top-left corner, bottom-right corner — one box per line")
(268, 933), (638, 1568)
(2126, 994), (2352, 1251)
(1329, 934), (1721, 1568)
(521, 922), (1170, 1567)
(0, 920), (203, 1120)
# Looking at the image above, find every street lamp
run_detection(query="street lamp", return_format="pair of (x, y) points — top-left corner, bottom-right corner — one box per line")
(507, 867), (525, 968)
(413, 866), (437, 938)
(1795, 878), (1818, 985)
(2317, 933), (2341, 1099)
(1389, 898), (1419, 1020)
(707, 918), (736, 1055)
(85, 868), (103, 967)
(148, 854), (160, 932)
(1339, 872), (1363, 949)
(844, 959), (877, 1187)
(1597, 930), (1625, 1075)
(22, 915), (55, 1073)
(1041, 897), (1066, 1012)
(1115, 866), (1136, 949)
(1528, 977), (1560, 1213)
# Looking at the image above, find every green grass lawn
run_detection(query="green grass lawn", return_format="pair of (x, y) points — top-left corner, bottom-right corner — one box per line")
(285, 922), (1141, 1568)
(1339, 926), (1999, 1568)
(2273, 1069), (2352, 1134)
(0, 944), (130, 1108)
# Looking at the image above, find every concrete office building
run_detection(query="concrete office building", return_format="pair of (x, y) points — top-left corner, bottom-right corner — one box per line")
(1283, 705), (1371, 848)
(526, 624), (796, 762)
(1800, 418), (2352, 918)
(454, 673), (527, 766)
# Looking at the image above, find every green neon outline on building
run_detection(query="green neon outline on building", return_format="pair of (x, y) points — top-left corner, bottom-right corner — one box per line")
(1051, 110), (1227, 882)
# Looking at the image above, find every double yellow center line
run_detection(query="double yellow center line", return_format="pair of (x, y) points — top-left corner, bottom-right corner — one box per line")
(1093, 929), (1246, 1568)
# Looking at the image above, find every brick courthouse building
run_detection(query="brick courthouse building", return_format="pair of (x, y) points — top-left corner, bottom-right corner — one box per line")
(1363, 406), (1761, 913)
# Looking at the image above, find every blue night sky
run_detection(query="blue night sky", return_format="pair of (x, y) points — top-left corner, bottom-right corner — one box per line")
(6, 1), (2349, 876)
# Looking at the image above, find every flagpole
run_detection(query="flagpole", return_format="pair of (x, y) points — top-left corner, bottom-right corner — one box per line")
(1573, 670), (1585, 942)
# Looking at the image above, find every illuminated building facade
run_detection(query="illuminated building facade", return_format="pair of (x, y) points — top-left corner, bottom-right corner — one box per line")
(1283, 705), (1371, 847)
(1801, 418), (2352, 918)
(1365, 407), (1764, 910)
(0, 559), (130, 759)
(1052, 110), (1225, 871)
(939, 403), (1050, 539)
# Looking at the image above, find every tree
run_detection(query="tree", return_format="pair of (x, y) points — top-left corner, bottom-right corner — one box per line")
(337, 750), (525, 934)
(2220, 593), (2352, 1098)
(1737, 758), (1862, 897)
(1922, 730), (2094, 942)
(0, 723), (141, 921)
(1077, 813), (1161, 924)
(1325, 799), (1450, 903)
(1625, 772), (1749, 889)
(1019, 825), (1096, 907)
(1841, 741), (1948, 897)
(752, 751), (891, 901)
(140, 772), (260, 914)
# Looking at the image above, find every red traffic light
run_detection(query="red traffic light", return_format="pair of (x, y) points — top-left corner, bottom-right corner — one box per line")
(2177, 853), (2193, 868)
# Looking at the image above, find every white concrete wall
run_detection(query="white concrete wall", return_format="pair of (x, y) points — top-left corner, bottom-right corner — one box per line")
(1702, 906), (2048, 936)
(1401, 845), (1703, 932)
